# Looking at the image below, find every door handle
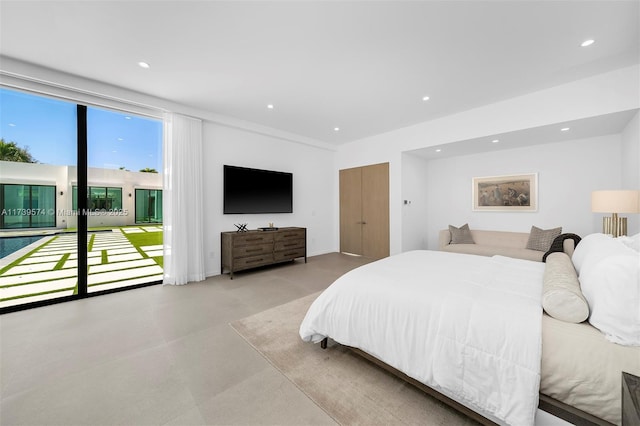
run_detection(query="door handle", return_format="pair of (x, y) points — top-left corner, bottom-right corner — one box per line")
(356, 221), (367, 225)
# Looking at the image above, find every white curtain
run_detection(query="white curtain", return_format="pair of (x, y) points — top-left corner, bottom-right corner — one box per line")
(162, 112), (205, 285)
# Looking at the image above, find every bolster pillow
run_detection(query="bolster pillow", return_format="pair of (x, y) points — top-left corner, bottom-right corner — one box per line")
(542, 252), (589, 323)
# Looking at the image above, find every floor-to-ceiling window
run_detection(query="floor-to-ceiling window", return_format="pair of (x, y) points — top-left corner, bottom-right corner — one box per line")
(86, 106), (163, 294)
(0, 87), (163, 311)
(0, 87), (78, 310)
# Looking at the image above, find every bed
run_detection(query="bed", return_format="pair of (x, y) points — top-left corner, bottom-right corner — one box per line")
(299, 234), (640, 426)
(540, 314), (639, 424)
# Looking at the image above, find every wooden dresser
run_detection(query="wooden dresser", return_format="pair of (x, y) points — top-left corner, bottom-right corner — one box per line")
(221, 227), (306, 278)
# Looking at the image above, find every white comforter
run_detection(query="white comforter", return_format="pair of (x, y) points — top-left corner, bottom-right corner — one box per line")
(299, 250), (545, 426)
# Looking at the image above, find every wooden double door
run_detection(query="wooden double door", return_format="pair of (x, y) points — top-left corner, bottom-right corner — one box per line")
(339, 162), (390, 259)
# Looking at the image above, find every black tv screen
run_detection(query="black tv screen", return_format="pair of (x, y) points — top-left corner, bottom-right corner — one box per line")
(223, 165), (293, 214)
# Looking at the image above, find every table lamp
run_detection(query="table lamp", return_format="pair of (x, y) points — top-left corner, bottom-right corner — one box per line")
(591, 190), (640, 237)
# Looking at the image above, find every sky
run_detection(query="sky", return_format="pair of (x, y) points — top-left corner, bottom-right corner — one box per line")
(0, 88), (162, 172)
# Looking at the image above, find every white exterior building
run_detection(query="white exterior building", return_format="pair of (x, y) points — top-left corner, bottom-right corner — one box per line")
(0, 160), (162, 229)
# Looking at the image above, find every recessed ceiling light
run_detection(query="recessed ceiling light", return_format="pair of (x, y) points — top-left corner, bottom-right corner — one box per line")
(117, 138), (123, 141)
(334, 127), (340, 132)
(561, 127), (570, 132)
(125, 116), (131, 120)
(435, 148), (442, 152)
(8, 123), (16, 127)
(492, 139), (499, 143)
(267, 104), (274, 109)
(138, 61), (150, 69)
(580, 39), (595, 47)
(422, 96), (430, 101)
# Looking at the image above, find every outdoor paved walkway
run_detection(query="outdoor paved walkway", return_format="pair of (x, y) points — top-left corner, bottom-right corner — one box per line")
(0, 227), (163, 308)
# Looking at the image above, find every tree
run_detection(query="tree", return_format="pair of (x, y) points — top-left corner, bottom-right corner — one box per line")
(139, 167), (158, 173)
(0, 139), (37, 163)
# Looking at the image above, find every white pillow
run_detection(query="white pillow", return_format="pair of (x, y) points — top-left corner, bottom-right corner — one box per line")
(617, 233), (640, 252)
(578, 237), (640, 346)
(571, 233), (626, 274)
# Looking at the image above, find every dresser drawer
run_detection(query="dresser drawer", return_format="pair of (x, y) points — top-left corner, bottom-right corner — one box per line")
(274, 247), (306, 262)
(274, 239), (305, 251)
(274, 229), (305, 241)
(233, 253), (274, 270)
(233, 243), (273, 258)
(233, 233), (274, 246)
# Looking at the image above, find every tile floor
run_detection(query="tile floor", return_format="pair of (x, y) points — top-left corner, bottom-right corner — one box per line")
(0, 253), (370, 425)
(0, 252), (569, 425)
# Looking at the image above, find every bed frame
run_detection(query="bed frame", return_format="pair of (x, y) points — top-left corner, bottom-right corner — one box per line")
(320, 337), (614, 426)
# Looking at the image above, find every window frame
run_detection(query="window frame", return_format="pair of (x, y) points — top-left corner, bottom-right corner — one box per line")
(134, 188), (163, 224)
(0, 183), (57, 229)
(72, 185), (123, 211)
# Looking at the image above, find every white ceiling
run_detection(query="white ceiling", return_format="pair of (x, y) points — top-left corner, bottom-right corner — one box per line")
(1, 1), (638, 145)
(408, 109), (639, 160)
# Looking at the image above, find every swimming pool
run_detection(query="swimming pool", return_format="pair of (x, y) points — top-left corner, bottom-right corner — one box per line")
(0, 236), (44, 259)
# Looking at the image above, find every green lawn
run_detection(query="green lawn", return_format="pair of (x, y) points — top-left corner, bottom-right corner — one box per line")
(122, 231), (162, 247)
(122, 230), (163, 267)
(0, 225), (164, 306)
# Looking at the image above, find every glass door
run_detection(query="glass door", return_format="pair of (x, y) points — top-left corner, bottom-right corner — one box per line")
(0, 88), (78, 309)
(86, 107), (163, 293)
(135, 189), (163, 224)
(0, 88), (164, 311)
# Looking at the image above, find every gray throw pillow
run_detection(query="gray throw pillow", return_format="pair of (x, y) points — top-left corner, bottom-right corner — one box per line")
(526, 226), (562, 251)
(449, 224), (475, 244)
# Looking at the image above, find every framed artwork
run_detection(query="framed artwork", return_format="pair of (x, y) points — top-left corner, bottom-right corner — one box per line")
(472, 173), (537, 211)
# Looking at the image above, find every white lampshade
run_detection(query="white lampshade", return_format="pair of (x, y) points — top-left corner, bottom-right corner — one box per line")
(591, 190), (640, 213)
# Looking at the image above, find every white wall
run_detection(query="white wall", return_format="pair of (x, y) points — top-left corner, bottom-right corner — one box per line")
(621, 111), (640, 189)
(337, 66), (640, 254)
(421, 135), (622, 249)
(401, 153), (430, 251)
(621, 111), (640, 233)
(4, 58), (638, 268)
(1, 58), (339, 278)
(202, 122), (337, 277)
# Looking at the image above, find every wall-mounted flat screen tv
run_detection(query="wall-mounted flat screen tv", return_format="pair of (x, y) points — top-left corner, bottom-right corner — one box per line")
(223, 165), (293, 214)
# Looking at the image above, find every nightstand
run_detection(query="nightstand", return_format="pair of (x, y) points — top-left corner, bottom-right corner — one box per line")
(622, 372), (640, 426)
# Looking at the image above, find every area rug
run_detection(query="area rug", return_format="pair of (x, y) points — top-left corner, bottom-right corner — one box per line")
(230, 292), (478, 426)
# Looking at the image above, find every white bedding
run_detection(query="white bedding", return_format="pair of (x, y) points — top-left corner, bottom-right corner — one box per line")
(300, 250), (546, 426)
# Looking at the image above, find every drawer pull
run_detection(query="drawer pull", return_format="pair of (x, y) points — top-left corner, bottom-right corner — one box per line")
(246, 238), (263, 242)
(247, 258), (264, 263)
(284, 252), (299, 256)
(246, 248), (263, 252)
(284, 234), (299, 238)
(283, 243), (297, 247)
